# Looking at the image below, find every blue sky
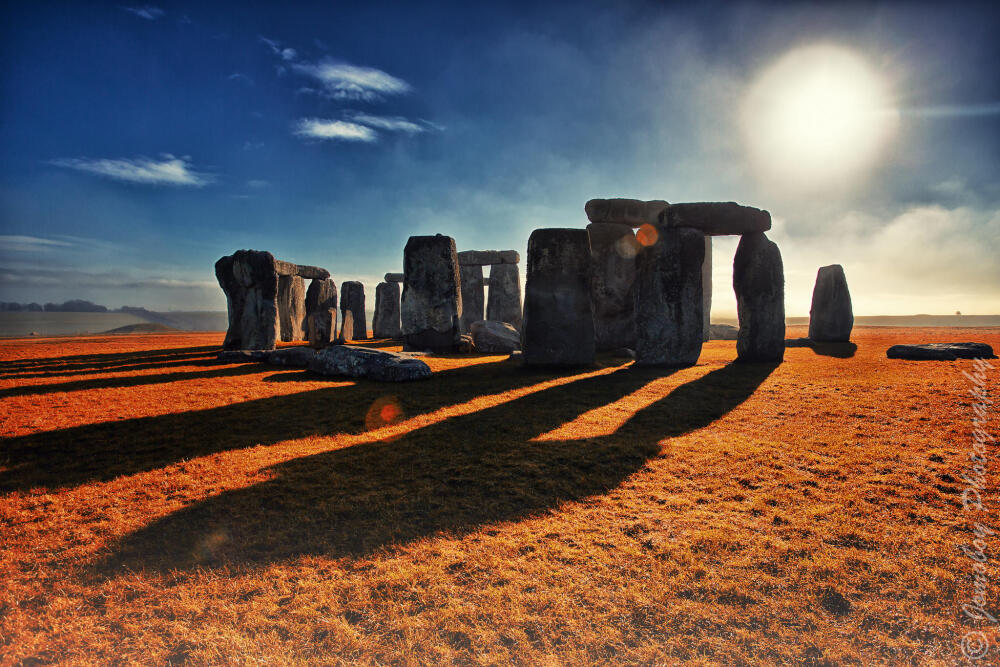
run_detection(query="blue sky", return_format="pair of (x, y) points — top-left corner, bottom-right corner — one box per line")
(1, 0), (998, 315)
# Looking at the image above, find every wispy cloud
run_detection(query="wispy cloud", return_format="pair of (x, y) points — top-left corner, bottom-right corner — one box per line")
(49, 155), (211, 186)
(260, 37), (298, 62)
(0, 236), (75, 253)
(227, 72), (254, 86)
(345, 112), (429, 134)
(246, 179), (270, 188)
(0, 266), (213, 289)
(122, 6), (165, 20)
(291, 59), (411, 101)
(293, 119), (377, 142)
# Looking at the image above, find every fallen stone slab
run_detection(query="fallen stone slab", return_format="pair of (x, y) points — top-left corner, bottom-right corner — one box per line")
(274, 260), (330, 280)
(267, 346), (317, 367)
(217, 349), (270, 363)
(457, 250), (520, 266)
(887, 343), (996, 360)
(307, 345), (432, 381)
(384, 272), (404, 283)
(809, 264), (854, 342)
(662, 202), (771, 236)
(585, 198), (669, 227)
(471, 320), (521, 354)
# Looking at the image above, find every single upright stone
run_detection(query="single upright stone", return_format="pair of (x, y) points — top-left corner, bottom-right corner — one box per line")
(305, 278), (338, 349)
(486, 263), (522, 330)
(340, 281), (367, 340)
(702, 236), (712, 342)
(338, 310), (355, 343)
(662, 202), (771, 236)
(587, 223), (640, 351)
(585, 198), (669, 227)
(522, 228), (595, 366)
(401, 234), (462, 352)
(634, 227), (705, 366)
(373, 281), (402, 338)
(733, 232), (785, 362)
(277, 275), (307, 342)
(808, 264), (853, 342)
(215, 250), (280, 351)
(459, 264), (485, 333)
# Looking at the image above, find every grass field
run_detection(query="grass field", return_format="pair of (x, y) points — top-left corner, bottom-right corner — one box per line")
(1, 327), (997, 665)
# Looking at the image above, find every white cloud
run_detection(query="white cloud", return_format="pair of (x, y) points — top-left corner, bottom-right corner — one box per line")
(346, 112), (429, 134)
(49, 155), (211, 186)
(122, 6), (165, 20)
(291, 59), (411, 101)
(293, 119), (377, 142)
(260, 37), (298, 62)
(0, 236), (74, 253)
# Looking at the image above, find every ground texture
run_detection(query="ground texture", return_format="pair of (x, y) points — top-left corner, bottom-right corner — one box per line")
(0, 327), (997, 665)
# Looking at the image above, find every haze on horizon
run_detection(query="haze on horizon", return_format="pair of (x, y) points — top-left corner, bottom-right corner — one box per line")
(1, 1), (998, 317)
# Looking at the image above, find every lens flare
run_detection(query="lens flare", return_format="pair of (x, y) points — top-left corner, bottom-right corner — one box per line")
(636, 224), (658, 247)
(366, 395), (403, 430)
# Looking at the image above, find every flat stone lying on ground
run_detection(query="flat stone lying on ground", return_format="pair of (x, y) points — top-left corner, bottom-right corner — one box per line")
(457, 250), (520, 266)
(734, 232), (785, 362)
(401, 234), (463, 353)
(887, 343), (996, 360)
(373, 281), (402, 338)
(307, 345), (432, 381)
(217, 349), (271, 363)
(662, 202), (771, 236)
(470, 320), (521, 353)
(809, 264), (854, 342)
(340, 281), (367, 340)
(584, 198), (669, 227)
(588, 222), (639, 351)
(522, 228), (595, 366)
(384, 272), (404, 283)
(486, 263), (522, 330)
(267, 346), (317, 367)
(634, 227), (705, 366)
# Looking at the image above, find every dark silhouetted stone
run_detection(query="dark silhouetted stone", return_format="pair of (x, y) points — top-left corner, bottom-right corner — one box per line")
(339, 281), (367, 340)
(373, 281), (402, 338)
(307, 309), (336, 349)
(887, 343), (996, 360)
(401, 235), (462, 352)
(384, 272), (404, 283)
(809, 264), (853, 342)
(522, 228), (595, 366)
(734, 232), (785, 362)
(215, 250), (280, 351)
(277, 275), (307, 342)
(585, 198), (669, 227)
(663, 202), (771, 236)
(702, 236), (712, 341)
(634, 227), (705, 366)
(457, 250), (519, 265)
(273, 261), (330, 280)
(588, 223), (640, 351)
(471, 320), (521, 353)
(308, 345), (432, 381)
(459, 264), (485, 333)
(216, 349), (270, 363)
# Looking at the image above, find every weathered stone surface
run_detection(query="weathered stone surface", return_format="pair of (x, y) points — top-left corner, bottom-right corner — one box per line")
(401, 235), (462, 352)
(340, 281), (367, 340)
(266, 346), (317, 367)
(522, 228), (595, 366)
(457, 250), (520, 266)
(384, 272), (404, 283)
(338, 310), (355, 343)
(215, 250), (280, 351)
(702, 236), (712, 342)
(471, 320), (521, 354)
(588, 223), (639, 351)
(634, 227), (705, 366)
(887, 343), (996, 360)
(662, 202), (771, 236)
(274, 260), (330, 280)
(308, 345), (433, 381)
(307, 309), (336, 348)
(305, 278), (337, 314)
(459, 265), (485, 333)
(486, 263), (522, 330)
(456, 334), (475, 354)
(734, 232), (785, 362)
(585, 198), (669, 227)
(373, 282), (402, 338)
(277, 275), (307, 342)
(809, 264), (853, 342)
(217, 349), (270, 363)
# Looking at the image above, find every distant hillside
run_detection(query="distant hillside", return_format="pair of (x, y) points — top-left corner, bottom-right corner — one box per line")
(102, 323), (184, 335)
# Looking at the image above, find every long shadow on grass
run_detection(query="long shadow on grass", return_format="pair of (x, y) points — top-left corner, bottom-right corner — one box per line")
(784, 338), (857, 359)
(94, 361), (776, 573)
(0, 345), (220, 374)
(0, 359), (609, 493)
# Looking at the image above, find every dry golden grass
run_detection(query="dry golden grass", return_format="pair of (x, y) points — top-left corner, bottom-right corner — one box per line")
(0, 327), (997, 665)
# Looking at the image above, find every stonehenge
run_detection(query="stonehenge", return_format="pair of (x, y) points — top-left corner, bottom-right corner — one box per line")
(809, 264), (853, 342)
(661, 202), (771, 236)
(458, 264), (485, 332)
(373, 281), (402, 338)
(522, 228), (595, 366)
(216, 250), (330, 351)
(588, 223), (640, 351)
(401, 234), (463, 352)
(486, 263), (522, 330)
(585, 198), (669, 227)
(384, 272), (404, 283)
(734, 232), (785, 362)
(634, 227), (705, 366)
(456, 249), (523, 331)
(339, 281), (367, 340)
(277, 275), (306, 342)
(305, 278), (338, 348)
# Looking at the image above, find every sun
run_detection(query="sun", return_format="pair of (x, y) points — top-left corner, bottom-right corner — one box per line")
(743, 45), (898, 190)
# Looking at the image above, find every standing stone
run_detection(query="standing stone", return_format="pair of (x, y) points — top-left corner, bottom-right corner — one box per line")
(808, 264), (853, 342)
(486, 263), (522, 330)
(702, 236), (712, 342)
(340, 281), (367, 340)
(587, 223), (640, 351)
(306, 278), (338, 315)
(338, 310), (355, 343)
(634, 228), (705, 367)
(277, 275), (307, 342)
(522, 229), (595, 366)
(215, 250), (280, 351)
(733, 232), (785, 362)
(459, 264), (485, 333)
(305, 278), (338, 349)
(401, 235), (462, 352)
(373, 281), (402, 338)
